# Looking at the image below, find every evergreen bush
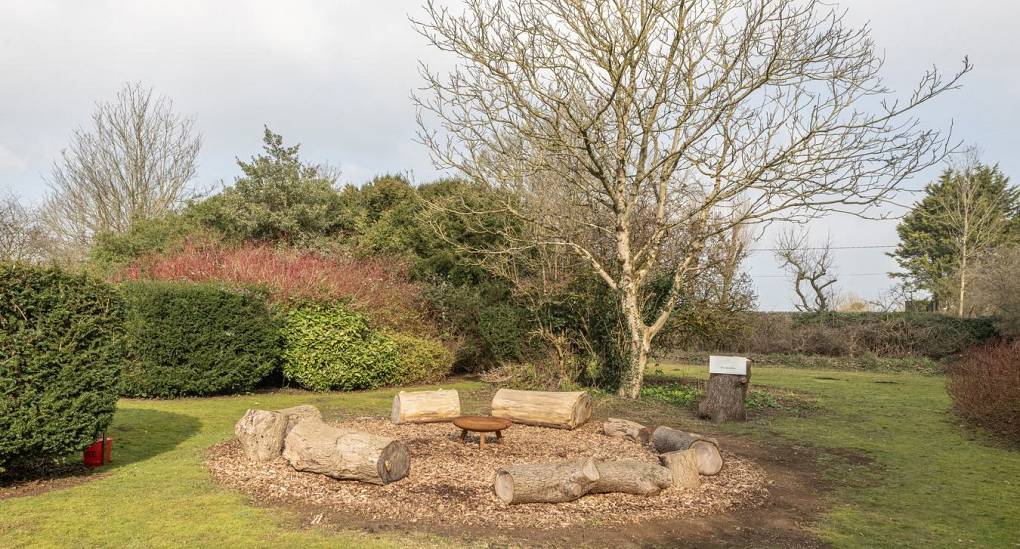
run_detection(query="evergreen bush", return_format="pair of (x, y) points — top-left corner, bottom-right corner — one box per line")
(0, 264), (126, 472)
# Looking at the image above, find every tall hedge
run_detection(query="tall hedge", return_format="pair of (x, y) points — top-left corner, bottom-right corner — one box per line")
(119, 281), (281, 397)
(0, 264), (127, 472)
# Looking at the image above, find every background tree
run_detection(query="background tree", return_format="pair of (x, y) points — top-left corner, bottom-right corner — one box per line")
(966, 246), (1020, 335)
(190, 128), (344, 245)
(774, 229), (838, 312)
(891, 161), (1018, 315)
(44, 82), (201, 257)
(0, 193), (47, 262)
(415, 0), (968, 397)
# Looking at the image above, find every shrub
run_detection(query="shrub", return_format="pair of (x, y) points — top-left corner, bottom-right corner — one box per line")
(281, 304), (399, 391)
(389, 332), (455, 384)
(116, 240), (425, 332)
(119, 281), (281, 397)
(947, 340), (1020, 442)
(0, 264), (127, 472)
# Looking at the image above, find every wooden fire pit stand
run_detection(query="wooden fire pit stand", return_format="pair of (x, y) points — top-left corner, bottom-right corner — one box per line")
(452, 415), (512, 449)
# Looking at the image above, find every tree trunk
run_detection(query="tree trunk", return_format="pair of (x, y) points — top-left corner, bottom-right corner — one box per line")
(698, 363), (752, 423)
(659, 449), (701, 489)
(490, 389), (593, 429)
(602, 418), (651, 445)
(651, 426), (723, 475)
(390, 389), (461, 424)
(493, 458), (600, 504)
(282, 418), (410, 485)
(590, 460), (672, 496)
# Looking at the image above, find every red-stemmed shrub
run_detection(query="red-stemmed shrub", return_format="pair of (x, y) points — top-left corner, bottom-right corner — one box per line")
(947, 339), (1020, 443)
(115, 241), (427, 332)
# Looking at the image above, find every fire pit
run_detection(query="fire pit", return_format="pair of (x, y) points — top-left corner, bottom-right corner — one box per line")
(452, 415), (512, 449)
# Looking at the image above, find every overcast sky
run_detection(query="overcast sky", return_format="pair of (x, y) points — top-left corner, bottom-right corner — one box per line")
(1, 1), (1017, 310)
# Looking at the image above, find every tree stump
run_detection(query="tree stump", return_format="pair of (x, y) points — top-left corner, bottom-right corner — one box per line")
(651, 426), (723, 475)
(660, 449), (701, 489)
(590, 460), (672, 496)
(493, 458), (600, 504)
(234, 405), (322, 463)
(283, 418), (410, 485)
(390, 389), (461, 424)
(490, 389), (593, 429)
(698, 362), (751, 422)
(602, 418), (652, 445)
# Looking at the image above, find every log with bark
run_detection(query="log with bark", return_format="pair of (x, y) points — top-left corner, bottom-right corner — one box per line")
(234, 405), (322, 463)
(602, 418), (652, 445)
(651, 426), (723, 475)
(283, 418), (410, 485)
(390, 389), (461, 424)
(698, 363), (751, 422)
(590, 459), (672, 496)
(659, 449), (701, 489)
(493, 458), (600, 504)
(490, 389), (593, 429)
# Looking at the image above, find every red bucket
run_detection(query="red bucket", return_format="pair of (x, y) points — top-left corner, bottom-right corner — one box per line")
(83, 436), (113, 468)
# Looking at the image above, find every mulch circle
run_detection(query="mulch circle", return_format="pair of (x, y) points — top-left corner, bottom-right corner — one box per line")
(206, 418), (770, 531)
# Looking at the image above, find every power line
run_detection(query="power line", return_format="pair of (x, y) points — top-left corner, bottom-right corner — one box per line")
(749, 272), (890, 279)
(747, 244), (897, 252)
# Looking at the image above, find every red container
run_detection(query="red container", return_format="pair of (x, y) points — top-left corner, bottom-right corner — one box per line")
(83, 437), (113, 468)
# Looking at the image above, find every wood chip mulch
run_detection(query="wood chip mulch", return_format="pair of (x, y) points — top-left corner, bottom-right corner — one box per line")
(206, 418), (770, 531)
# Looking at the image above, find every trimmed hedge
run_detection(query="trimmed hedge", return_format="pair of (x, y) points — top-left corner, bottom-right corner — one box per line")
(281, 304), (399, 391)
(389, 332), (454, 385)
(0, 264), (127, 472)
(119, 281), (281, 397)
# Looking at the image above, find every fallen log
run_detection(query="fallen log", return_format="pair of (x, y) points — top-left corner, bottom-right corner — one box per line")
(660, 449), (701, 489)
(490, 389), (593, 429)
(493, 458), (600, 504)
(651, 426), (723, 475)
(590, 460), (672, 496)
(235, 405), (322, 463)
(602, 418), (651, 445)
(283, 418), (410, 485)
(390, 389), (461, 424)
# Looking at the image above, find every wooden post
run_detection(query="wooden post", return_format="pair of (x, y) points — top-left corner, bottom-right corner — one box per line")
(698, 356), (751, 422)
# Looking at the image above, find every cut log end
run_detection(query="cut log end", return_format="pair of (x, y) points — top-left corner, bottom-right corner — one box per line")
(652, 426), (724, 476)
(391, 389), (461, 424)
(376, 440), (411, 484)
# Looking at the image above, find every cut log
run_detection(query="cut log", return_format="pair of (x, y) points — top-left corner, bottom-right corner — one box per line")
(283, 418), (410, 485)
(390, 389), (461, 424)
(698, 363), (751, 422)
(660, 449), (701, 489)
(590, 460), (672, 496)
(493, 458), (600, 504)
(651, 426), (723, 475)
(490, 389), (593, 429)
(234, 405), (322, 463)
(602, 418), (651, 445)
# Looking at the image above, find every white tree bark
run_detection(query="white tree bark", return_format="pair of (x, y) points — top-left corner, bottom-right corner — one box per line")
(391, 389), (461, 424)
(490, 389), (593, 429)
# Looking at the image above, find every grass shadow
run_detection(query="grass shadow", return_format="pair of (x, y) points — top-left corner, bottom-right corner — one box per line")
(103, 407), (202, 470)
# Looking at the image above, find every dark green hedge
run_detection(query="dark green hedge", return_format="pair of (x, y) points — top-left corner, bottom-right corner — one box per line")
(0, 264), (127, 472)
(119, 281), (281, 397)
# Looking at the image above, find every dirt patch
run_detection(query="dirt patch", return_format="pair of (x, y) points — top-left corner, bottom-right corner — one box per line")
(208, 419), (769, 533)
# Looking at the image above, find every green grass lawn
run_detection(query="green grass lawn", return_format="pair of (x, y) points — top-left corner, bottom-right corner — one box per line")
(2, 367), (1018, 548)
(651, 363), (1020, 548)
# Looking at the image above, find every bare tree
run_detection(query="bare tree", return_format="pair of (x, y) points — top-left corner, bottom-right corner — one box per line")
(932, 154), (1016, 317)
(0, 192), (47, 262)
(44, 82), (201, 256)
(415, 0), (969, 397)
(774, 228), (837, 312)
